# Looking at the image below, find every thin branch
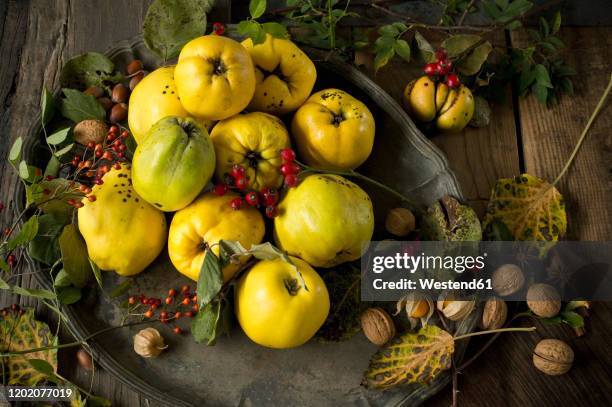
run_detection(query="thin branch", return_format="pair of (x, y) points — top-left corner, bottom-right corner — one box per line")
(370, 3), (484, 32)
(457, 0), (475, 26)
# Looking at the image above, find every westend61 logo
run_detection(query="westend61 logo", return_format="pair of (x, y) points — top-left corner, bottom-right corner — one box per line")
(361, 241), (612, 302)
(371, 252), (487, 274)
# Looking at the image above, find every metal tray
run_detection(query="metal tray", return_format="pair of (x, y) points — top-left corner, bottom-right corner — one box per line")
(16, 35), (472, 406)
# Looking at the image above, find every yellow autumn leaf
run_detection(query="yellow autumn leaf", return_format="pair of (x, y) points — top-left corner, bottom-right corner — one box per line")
(362, 325), (454, 389)
(483, 174), (567, 241)
(0, 308), (57, 385)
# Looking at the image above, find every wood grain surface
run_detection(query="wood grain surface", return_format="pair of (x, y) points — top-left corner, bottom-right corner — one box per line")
(0, 1), (610, 406)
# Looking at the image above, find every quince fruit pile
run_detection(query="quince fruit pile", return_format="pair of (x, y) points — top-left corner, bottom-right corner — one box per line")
(78, 32), (414, 349)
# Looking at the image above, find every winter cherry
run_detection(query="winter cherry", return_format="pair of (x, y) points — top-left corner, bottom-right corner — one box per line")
(165, 297), (173, 305)
(181, 298), (191, 306)
(160, 311), (168, 319)
(121, 130), (129, 139)
(192, 304), (199, 312)
(109, 125), (118, 134)
(87, 195), (97, 202)
(102, 151), (112, 160)
(113, 163), (121, 170)
(128, 296), (136, 305)
(244, 191), (259, 206)
(168, 288), (176, 297)
(213, 183), (228, 196)
(86, 141), (95, 149)
(230, 197), (243, 210)
(185, 311), (194, 318)
(212, 22), (225, 35)
(446, 73), (461, 88)
(191, 295), (197, 303)
(144, 310), (153, 318)
(173, 327), (182, 335)
(265, 205), (278, 218)
(280, 148), (296, 162)
(284, 174), (298, 188)
(435, 48), (448, 61)
(261, 187), (279, 206)
(424, 63), (437, 77)
(181, 285), (190, 293)
(234, 176), (248, 190)
(230, 164), (246, 179)
(175, 311), (182, 319)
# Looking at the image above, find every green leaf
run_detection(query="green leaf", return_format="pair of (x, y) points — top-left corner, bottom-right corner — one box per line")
(532, 82), (549, 103)
(89, 259), (103, 289)
(237, 20), (266, 45)
(12, 286), (56, 300)
(249, 0), (266, 19)
(0, 259), (9, 274)
(191, 299), (224, 345)
(378, 24), (399, 37)
(374, 46), (394, 73)
(218, 239), (247, 267)
(261, 22), (289, 39)
(547, 36), (565, 49)
(59, 225), (92, 288)
(560, 311), (584, 328)
(143, 0), (213, 61)
(394, 39), (411, 62)
(60, 52), (122, 90)
(534, 64), (553, 88)
(442, 35), (492, 75)
(110, 279), (133, 298)
(413, 31), (435, 63)
(28, 213), (66, 265)
(551, 11), (561, 34)
(0, 275), (9, 289)
(363, 325), (454, 389)
(44, 156), (61, 177)
(518, 66), (536, 95)
(539, 17), (549, 38)
(18, 160), (30, 180)
(41, 88), (56, 126)
(85, 395), (112, 407)
(57, 286), (82, 305)
(46, 127), (70, 145)
(506, 20), (522, 30)
(197, 248), (224, 307)
(482, 174), (566, 241)
(9, 137), (22, 164)
(60, 88), (105, 122)
(8, 216), (39, 251)
(27, 358), (56, 377)
(560, 78), (574, 95)
(0, 308), (57, 385)
(54, 269), (73, 287)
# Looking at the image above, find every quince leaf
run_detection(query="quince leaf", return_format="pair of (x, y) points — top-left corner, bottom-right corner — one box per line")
(482, 174), (567, 241)
(58, 224), (92, 288)
(60, 52), (123, 91)
(442, 34), (492, 75)
(0, 308), (58, 386)
(143, 0), (212, 61)
(413, 31), (435, 63)
(60, 89), (105, 123)
(197, 248), (223, 307)
(362, 325), (454, 389)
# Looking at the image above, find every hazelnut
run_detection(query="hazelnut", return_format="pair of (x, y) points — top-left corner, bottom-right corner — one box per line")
(97, 96), (113, 111)
(84, 86), (103, 98)
(527, 283), (561, 317)
(491, 264), (524, 297)
(133, 328), (167, 358)
(109, 103), (128, 123)
(126, 59), (143, 75)
(480, 297), (507, 330)
(385, 208), (416, 237)
(76, 348), (93, 371)
(360, 307), (396, 346)
(533, 339), (573, 375)
(73, 120), (107, 145)
(129, 72), (144, 91)
(111, 83), (129, 104)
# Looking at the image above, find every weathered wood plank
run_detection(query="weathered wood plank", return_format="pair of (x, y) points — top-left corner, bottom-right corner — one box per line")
(511, 27), (612, 240)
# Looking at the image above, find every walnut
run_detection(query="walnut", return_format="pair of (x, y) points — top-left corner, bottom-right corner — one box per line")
(533, 339), (573, 375)
(527, 283), (561, 317)
(480, 297), (507, 330)
(491, 264), (524, 297)
(385, 208), (415, 237)
(360, 307), (396, 346)
(73, 119), (107, 146)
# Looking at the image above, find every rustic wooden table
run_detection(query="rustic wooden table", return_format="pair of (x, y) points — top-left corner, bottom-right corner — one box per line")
(1, 1), (611, 406)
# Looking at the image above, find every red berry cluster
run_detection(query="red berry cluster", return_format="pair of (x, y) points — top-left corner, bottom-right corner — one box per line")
(0, 304), (26, 317)
(279, 148), (300, 188)
(212, 22), (225, 36)
(128, 285), (198, 335)
(70, 125), (128, 185)
(423, 49), (461, 88)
